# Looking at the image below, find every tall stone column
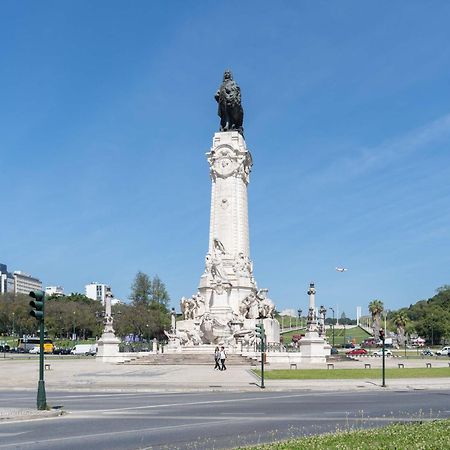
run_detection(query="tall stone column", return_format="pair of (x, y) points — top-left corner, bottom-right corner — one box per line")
(199, 131), (255, 322)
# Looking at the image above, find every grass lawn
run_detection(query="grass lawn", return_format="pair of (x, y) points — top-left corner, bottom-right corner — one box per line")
(253, 367), (450, 379)
(241, 418), (450, 449)
(281, 326), (371, 346)
(325, 326), (371, 347)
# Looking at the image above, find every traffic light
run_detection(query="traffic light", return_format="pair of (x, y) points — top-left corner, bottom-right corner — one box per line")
(379, 329), (385, 341)
(255, 322), (265, 339)
(29, 290), (45, 321)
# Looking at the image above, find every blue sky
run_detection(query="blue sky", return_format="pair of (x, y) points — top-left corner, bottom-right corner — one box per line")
(1, 1), (449, 317)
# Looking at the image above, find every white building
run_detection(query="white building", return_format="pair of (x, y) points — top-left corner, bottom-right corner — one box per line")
(45, 286), (64, 297)
(0, 263), (15, 294)
(13, 271), (42, 295)
(85, 282), (110, 305)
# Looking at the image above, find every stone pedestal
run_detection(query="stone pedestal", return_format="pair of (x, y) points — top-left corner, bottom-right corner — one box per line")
(97, 331), (120, 362)
(299, 331), (330, 363)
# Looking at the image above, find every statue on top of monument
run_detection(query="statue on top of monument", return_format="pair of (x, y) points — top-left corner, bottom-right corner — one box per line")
(215, 70), (244, 135)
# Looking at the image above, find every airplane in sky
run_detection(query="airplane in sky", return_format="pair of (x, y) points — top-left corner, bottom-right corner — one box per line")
(335, 267), (348, 272)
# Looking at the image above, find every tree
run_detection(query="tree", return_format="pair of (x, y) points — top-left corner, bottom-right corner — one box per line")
(150, 275), (170, 308)
(125, 272), (172, 341)
(129, 272), (152, 305)
(393, 311), (408, 347)
(368, 299), (384, 339)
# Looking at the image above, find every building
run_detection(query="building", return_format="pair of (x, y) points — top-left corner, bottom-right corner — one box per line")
(13, 271), (42, 295)
(45, 286), (64, 297)
(85, 282), (110, 304)
(0, 263), (15, 294)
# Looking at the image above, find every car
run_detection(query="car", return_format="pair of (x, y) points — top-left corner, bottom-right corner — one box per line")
(29, 347), (40, 354)
(372, 349), (393, 357)
(53, 347), (71, 355)
(435, 346), (450, 356)
(330, 347), (339, 355)
(70, 344), (97, 356)
(421, 349), (434, 357)
(346, 348), (368, 356)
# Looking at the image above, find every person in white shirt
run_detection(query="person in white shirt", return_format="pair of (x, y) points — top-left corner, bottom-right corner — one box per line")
(220, 346), (227, 371)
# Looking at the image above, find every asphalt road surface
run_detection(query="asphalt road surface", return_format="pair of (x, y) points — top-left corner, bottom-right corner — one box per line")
(1, 389), (450, 449)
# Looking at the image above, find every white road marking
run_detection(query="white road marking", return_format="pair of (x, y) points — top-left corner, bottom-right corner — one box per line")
(70, 392), (342, 414)
(0, 418), (227, 448)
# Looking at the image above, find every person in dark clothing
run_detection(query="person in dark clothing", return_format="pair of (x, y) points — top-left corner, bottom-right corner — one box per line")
(214, 347), (221, 370)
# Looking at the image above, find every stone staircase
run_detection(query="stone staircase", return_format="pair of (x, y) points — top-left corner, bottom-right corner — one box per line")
(120, 353), (257, 366)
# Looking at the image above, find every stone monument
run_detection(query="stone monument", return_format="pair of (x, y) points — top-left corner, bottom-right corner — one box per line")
(97, 287), (121, 362)
(299, 283), (331, 362)
(169, 71), (280, 351)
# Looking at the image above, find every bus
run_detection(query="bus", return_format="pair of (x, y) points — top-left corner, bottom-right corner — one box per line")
(17, 337), (54, 353)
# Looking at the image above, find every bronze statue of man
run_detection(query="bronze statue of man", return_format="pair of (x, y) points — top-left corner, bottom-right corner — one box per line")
(215, 70), (244, 135)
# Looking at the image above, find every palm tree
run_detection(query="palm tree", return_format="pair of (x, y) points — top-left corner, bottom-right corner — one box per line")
(393, 312), (408, 347)
(368, 299), (384, 338)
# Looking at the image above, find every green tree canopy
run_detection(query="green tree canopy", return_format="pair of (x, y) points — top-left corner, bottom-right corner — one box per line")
(129, 271), (152, 305)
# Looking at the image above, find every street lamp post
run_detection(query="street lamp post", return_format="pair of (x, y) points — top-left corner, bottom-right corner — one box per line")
(72, 311), (76, 341)
(12, 312), (15, 336)
(297, 309), (302, 329)
(329, 307), (335, 348)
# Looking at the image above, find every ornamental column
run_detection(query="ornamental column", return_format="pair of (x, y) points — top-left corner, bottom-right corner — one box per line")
(199, 131), (256, 321)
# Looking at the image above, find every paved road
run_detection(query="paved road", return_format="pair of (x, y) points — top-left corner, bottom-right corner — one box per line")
(1, 389), (449, 449)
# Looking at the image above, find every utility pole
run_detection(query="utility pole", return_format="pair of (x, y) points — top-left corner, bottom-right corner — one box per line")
(329, 307), (335, 348)
(380, 329), (386, 387)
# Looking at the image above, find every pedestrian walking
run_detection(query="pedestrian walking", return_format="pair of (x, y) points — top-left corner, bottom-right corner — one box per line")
(220, 346), (227, 371)
(214, 346), (221, 370)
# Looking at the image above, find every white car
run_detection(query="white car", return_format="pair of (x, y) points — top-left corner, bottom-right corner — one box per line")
(372, 349), (392, 357)
(29, 346), (40, 354)
(436, 347), (450, 356)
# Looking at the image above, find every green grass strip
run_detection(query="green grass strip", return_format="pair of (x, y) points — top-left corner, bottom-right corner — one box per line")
(253, 367), (450, 379)
(240, 419), (450, 449)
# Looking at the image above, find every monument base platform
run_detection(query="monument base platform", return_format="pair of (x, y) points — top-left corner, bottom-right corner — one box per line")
(97, 332), (121, 363)
(299, 331), (331, 363)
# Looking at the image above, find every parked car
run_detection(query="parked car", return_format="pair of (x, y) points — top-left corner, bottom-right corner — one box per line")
(53, 347), (72, 355)
(0, 344), (10, 352)
(330, 347), (339, 355)
(372, 349), (393, 357)
(70, 344), (97, 356)
(421, 349), (434, 357)
(29, 346), (40, 354)
(435, 347), (450, 356)
(346, 348), (368, 356)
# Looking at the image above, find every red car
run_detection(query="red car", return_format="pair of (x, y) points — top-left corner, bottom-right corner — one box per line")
(346, 348), (368, 356)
